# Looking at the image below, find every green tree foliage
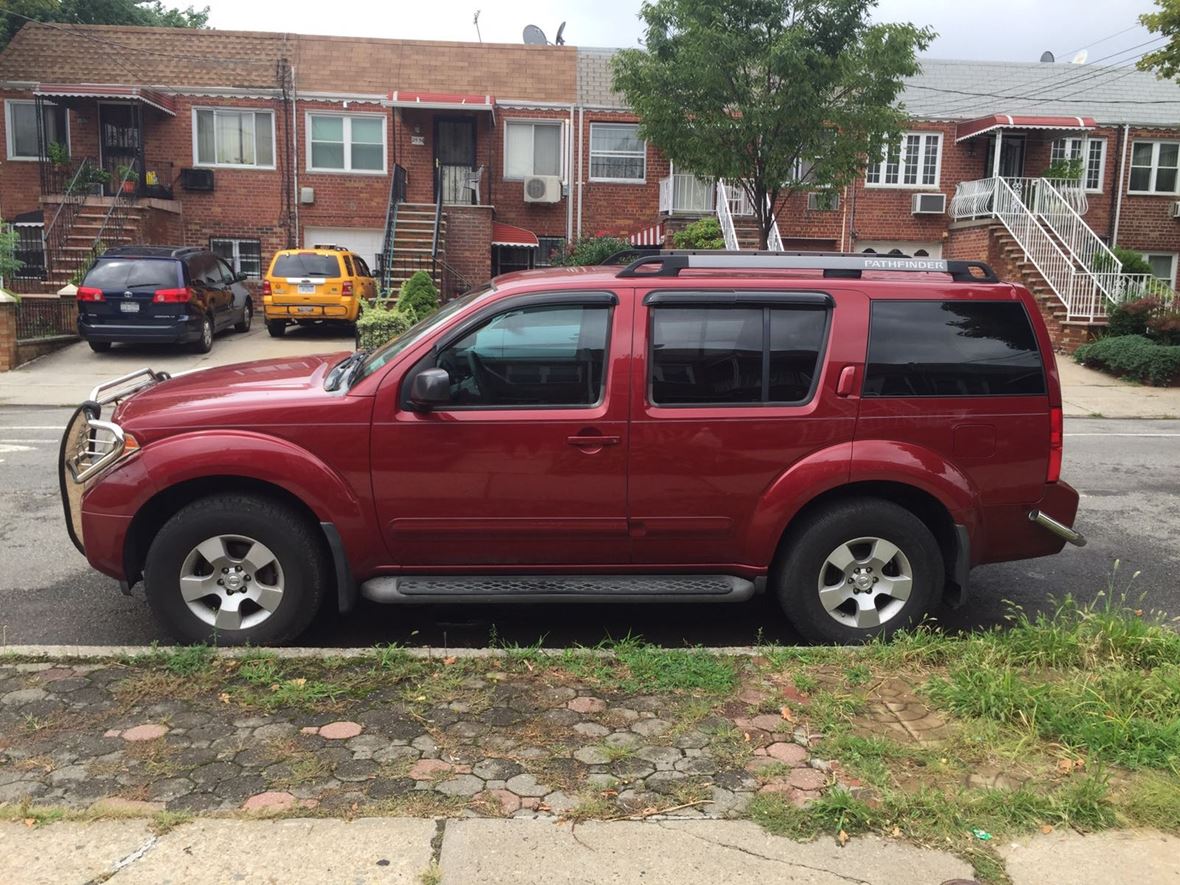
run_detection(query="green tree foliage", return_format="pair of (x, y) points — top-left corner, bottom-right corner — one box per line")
(1140, 0), (1180, 80)
(0, 220), (23, 287)
(670, 216), (725, 250)
(552, 235), (632, 266)
(396, 270), (440, 322)
(1, 0), (209, 51)
(612, 0), (933, 249)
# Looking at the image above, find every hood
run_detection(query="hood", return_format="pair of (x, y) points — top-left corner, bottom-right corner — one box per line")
(113, 352), (350, 432)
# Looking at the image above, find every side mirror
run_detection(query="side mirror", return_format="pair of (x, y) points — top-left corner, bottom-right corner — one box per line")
(409, 367), (451, 409)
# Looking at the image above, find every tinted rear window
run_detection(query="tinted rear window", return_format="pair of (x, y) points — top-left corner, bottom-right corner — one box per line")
(272, 254), (341, 278)
(83, 258), (181, 290)
(864, 301), (1046, 397)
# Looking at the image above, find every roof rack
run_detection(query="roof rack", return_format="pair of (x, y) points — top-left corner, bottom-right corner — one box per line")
(615, 251), (999, 283)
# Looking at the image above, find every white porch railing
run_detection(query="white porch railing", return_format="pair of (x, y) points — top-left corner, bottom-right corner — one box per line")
(766, 195), (784, 252)
(715, 181), (740, 251)
(951, 177), (1088, 220)
(659, 174), (715, 214)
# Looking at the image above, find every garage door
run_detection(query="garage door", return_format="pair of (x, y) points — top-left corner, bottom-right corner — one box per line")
(303, 227), (384, 269)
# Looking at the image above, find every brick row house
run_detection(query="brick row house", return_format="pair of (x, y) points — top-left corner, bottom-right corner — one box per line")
(1, 24), (1179, 351)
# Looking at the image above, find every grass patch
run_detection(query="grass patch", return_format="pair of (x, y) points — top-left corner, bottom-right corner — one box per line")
(559, 635), (738, 696)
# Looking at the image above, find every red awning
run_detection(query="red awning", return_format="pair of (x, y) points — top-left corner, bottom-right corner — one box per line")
(956, 114), (1096, 142)
(387, 91), (495, 112)
(491, 222), (538, 248)
(33, 84), (176, 116)
(629, 223), (664, 247)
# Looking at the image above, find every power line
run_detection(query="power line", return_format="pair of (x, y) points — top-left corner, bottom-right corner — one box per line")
(1060, 23), (1146, 59)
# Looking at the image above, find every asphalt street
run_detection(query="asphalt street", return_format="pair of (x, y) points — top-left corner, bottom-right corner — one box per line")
(0, 408), (1176, 648)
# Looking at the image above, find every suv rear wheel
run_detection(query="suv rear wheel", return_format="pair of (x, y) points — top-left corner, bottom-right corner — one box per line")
(88, 341), (112, 353)
(143, 494), (327, 645)
(266, 319), (286, 338)
(234, 300), (253, 333)
(775, 498), (942, 644)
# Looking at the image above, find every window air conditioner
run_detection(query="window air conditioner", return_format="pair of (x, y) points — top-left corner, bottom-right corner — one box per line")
(911, 193), (946, 215)
(807, 191), (839, 211)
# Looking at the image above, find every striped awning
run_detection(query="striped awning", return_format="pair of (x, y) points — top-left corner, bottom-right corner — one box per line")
(387, 91), (495, 112)
(629, 223), (664, 246)
(956, 114), (1096, 142)
(33, 84), (177, 116)
(491, 222), (538, 248)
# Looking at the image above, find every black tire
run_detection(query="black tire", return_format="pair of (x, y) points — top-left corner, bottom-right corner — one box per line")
(266, 319), (286, 338)
(192, 313), (214, 353)
(143, 494), (328, 646)
(234, 300), (253, 333)
(88, 340), (112, 353)
(774, 498), (943, 645)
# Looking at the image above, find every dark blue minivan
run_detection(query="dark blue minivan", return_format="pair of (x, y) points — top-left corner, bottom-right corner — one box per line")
(76, 246), (253, 353)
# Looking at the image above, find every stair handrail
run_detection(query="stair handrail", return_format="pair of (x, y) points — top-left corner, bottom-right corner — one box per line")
(378, 163), (407, 294)
(715, 181), (739, 251)
(94, 163), (140, 248)
(431, 160), (444, 278)
(43, 158), (95, 286)
(765, 194), (784, 252)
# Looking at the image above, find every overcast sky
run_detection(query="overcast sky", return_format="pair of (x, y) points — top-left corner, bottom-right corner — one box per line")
(200, 0), (1160, 65)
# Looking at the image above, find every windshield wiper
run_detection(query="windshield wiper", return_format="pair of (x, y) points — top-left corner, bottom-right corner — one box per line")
(324, 351), (366, 391)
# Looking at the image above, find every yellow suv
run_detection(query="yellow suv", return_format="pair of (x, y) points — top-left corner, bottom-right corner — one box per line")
(262, 245), (377, 337)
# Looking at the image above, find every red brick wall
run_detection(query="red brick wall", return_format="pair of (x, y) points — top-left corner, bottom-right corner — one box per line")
(1114, 127), (1180, 259)
(444, 205), (493, 288)
(577, 110), (667, 239)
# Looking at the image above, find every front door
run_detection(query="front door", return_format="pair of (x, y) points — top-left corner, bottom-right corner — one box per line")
(985, 134), (1026, 179)
(370, 291), (631, 567)
(98, 103), (142, 195)
(435, 118), (476, 204)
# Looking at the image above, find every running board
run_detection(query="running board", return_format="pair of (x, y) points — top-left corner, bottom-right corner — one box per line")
(359, 574), (757, 604)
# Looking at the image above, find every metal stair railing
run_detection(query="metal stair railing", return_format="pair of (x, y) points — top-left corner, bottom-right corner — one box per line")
(43, 158), (95, 286)
(715, 181), (739, 251)
(378, 164), (407, 294)
(765, 195), (784, 252)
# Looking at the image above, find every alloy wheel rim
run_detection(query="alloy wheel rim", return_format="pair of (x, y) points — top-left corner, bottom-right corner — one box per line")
(816, 536), (913, 630)
(178, 534), (284, 631)
(202, 318), (212, 347)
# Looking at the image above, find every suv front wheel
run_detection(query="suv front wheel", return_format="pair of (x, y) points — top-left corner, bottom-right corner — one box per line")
(143, 494), (327, 645)
(775, 498), (943, 644)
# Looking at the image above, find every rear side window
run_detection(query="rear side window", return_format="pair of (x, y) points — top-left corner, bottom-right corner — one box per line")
(271, 253), (341, 278)
(650, 305), (828, 405)
(343, 254), (354, 276)
(83, 258), (181, 290)
(864, 301), (1046, 397)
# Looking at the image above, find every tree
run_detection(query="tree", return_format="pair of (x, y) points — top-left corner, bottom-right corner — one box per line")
(1140, 0), (1180, 80)
(612, 0), (933, 249)
(0, 0), (209, 52)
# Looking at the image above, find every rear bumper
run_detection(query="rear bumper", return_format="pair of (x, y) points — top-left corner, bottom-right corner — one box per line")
(79, 314), (204, 344)
(976, 480), (1082, 565)
(264, 302), (358, 321)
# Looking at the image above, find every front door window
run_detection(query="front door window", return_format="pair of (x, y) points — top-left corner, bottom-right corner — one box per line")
(436, 118), (476, 204)
(99, 103), (142, 195)
(985, 134), (1026, 179)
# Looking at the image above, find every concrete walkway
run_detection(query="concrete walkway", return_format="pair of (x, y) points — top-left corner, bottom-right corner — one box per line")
(1058, 358), (1180, 419)
(3, 816), (1178, 884)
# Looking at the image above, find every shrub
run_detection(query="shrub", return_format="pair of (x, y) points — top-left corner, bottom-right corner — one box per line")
(1148, 309), (1180, 347)
(396, 271), (439, 322)
(552, 235), (632, 266)
(670, 216), (725, 250)
(1074, 335), (1180, 386)
(355, 302), (414, 351)
(1094, 246), (1154, 277)
(1107, 297), (1162, 338)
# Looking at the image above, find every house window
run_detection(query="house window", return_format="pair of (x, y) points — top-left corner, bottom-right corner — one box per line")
(1144, 253), (1177, 287)
(492, 246), (534, 276)
(5, 100), (68, 161)
(1050, 137), (1106, 191)
(307, 114), (386, 174)
(505, 121), (562, 179)
(1129, 141), (1180, 194)
(194, 109), (275, 168)
(537, 236), (566, 266)
(590, 123), (645, 182)
(865, 132), (941, 187)
(210, 238), (262, 279)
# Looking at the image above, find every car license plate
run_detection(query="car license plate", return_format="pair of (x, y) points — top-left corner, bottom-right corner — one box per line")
(119, 301), (139, 313)
(296, 306), (315, 313)
(298, 283), (316, 294)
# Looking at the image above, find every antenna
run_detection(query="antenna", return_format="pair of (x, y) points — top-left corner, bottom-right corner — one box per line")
(1039, 50), (1055, 63)
(522, 24), (547, 45)
(1071, 49), (1088, 64)
(473, 10), (482, 43)
(555, 22), (566, 45)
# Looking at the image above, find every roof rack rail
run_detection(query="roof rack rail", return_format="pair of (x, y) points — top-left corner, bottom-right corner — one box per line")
(615, 251), (999, 283)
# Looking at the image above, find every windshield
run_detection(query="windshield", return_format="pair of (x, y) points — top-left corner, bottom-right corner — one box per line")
(84, 258), (181, 290)
(272, 253), (341, 278)
(352, 285), (492, 386)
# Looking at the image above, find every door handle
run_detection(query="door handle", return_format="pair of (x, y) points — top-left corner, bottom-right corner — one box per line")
(567, 434), (620, 448)
(836, 365), (857, 397)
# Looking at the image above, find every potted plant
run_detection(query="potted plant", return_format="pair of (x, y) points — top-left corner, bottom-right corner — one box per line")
(46, 141), (70, 169)
(116, 164), (140, 194)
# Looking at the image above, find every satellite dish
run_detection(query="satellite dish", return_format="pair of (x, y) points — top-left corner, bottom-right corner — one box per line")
(1040, 50), (1055, 63)
(1071, 49), (1088, 64)
(523, 24), (547, 45)
(555, 22), (566, 45)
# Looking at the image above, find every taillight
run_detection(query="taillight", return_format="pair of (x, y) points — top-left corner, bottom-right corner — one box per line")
(77, 286), (104, 302)
(152, 287), (193, 303)
(341, 280), (354, 297)
(1047, 406), (1063, 483)
(262, 279), (272, 297)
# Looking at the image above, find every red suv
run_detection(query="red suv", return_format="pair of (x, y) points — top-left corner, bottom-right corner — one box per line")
(59, 253), (1084, 646)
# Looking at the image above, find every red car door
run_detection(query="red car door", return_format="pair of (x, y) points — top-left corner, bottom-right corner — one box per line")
(369, 289), (632, 568)
(627, 286), (864, 569)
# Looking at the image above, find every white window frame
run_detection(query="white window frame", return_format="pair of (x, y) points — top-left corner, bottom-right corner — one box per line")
(589, 122), (646, 184)
(503, 119), (565, 181)
(192, 107), (276, 170)
(1144, 252), (1178, 287)
(5, 99), (70, 162)
(210, 237), (263, 279)
(1050, 137), (1106, 193)
(305, 112), (387, 175)
(1128, 140), (1180, 196)
(865, 132), (942, 189)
